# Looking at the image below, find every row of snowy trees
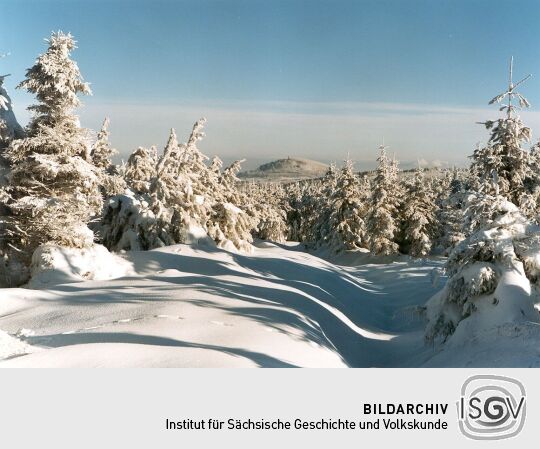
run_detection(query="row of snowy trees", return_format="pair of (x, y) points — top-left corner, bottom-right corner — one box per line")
(101, 119), (265, 254)
(2, 32), (540, 351)
(0, 32), (287, 286)
(282, 151), (454, 257)
(0, 30), (474, 290)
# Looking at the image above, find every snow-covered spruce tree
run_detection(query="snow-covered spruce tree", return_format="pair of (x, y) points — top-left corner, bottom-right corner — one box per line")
(402, 167), (436, 257)
(366, 145), (400, 255)
(90, 117), (126, 197)
(144, 128), (182, 247)
(284, 168), (360, 248)
(92, 118), (116, 170)
(164, 118), (212, 239)
(284, 181), (304, 242)
(207, 158), (257, 252)
(521, 139), (540, 219)
(358, 173), (371, 206)
(309, 164), (337, 246)
(435, 168), (467, 254)
(0, 32), (102, 278)
(0, 68), (26, 286)
(326, 159), (367, 252)
(124, 146), (157, 194)
(0, 73), (24, 191)
(425, 192), (540, 343)
(288, 181), (314, 244)
(0, 74), (25, 160)
(425, 61), (540, 344)
(241, 181), (288, 243)
(470, 58), (534, 211)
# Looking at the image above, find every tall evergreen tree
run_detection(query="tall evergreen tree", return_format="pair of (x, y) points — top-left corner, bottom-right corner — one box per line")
(436, 168), (466, 253)
(402, 167), (436, 257)
(367, 145), (399, 255)
(326, 159), (367, 252)
(0, 32), (102, 260)
(470, 58), (533, 208)
(310, 163), (338, 246)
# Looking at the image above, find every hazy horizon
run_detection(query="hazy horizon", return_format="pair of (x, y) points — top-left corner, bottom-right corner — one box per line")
(3, 0), (540, 168)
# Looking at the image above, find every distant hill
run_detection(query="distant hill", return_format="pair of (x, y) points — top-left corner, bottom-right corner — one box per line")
(239, 157), (329, 182)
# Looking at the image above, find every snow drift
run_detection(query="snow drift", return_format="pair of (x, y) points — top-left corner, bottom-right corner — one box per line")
(28, 243), (135, 288)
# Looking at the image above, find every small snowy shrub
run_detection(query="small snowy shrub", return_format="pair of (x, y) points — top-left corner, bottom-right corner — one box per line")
(253, 202), (287, 243)
(207, 202), (255, 253)
(100, 192), (164, 251)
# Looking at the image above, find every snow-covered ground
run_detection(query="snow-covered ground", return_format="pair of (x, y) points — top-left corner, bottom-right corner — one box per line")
(1, 242), (539, 367)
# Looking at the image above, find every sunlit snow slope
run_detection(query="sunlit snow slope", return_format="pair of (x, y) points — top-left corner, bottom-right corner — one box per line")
(1, 242), (538, 367)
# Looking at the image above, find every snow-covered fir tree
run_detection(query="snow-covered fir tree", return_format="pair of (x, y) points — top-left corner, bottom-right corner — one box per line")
(0, 57), (24, 191)
(90, 117), (125, 197)
(124, 146), (157, 194)
(0, 74), (24, 159)
(309, 164), (338, 246)
(435, 168), (467, 254)
(0, 64), (26, 286)
(402, 167), (436, 257)
(283, 181), (304, 242)
(242, 181), (288, 243)
(425, 192), (540, 343)
(326, 159), (367, 252)
(0, 32), (102, 273)
(207, 158), (257, 252)
(470, 58), (535, 211)
(522, 139), (540, 219)
(91, 118), (116, 170)
(367, 145), (400, 255)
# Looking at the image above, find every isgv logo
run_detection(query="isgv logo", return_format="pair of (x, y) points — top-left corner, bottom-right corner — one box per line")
(457, 375), (526, 440)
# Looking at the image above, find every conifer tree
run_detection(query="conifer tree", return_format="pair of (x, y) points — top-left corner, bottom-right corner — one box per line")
(0, 32), (101, 261)
(402, 167), (436, 257)
(326, 159), (367, 252)
(207, 158), (256, 252)
(0, 74), (24, 158)
(1, 50), (24, 188)
(367, 145), (399, 255)
(124, 146), (157, 194)
(470, 58), (534, 209)
(91, 118), (116, 170)
(425, 193), (540, 343)
(90, 117), (125, 197)
(310, 163), (338, 246)
(436, 168), (466, 253)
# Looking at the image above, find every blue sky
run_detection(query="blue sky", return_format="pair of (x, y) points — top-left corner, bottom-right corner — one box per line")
(2, 0), (540, 168)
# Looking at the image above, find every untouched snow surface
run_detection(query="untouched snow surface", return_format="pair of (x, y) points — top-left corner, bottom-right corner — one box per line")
(1, 242), (539, 367)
